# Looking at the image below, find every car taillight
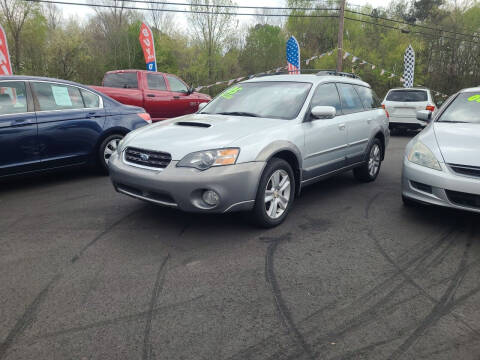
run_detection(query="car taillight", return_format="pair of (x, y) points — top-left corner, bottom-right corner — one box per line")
(381, 104), (390, 119)
(138, 112), (152, 123)
(426, 105), (435, 112)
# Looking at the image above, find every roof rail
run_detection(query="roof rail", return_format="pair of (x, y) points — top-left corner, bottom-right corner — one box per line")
(316, 70), (361, 79)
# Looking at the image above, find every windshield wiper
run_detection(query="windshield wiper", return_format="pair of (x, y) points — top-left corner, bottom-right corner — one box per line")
(217, 111), (261, 117)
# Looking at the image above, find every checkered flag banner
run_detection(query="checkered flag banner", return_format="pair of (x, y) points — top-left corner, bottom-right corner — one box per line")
(403, 45), (415, 88)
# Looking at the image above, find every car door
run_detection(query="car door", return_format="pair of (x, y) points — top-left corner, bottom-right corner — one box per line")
(302, 82), (348, 180)
(32, 81), (106, 168)
(336, 83), (371, 165)
(165, 75), (197, 117)
(143, 72), (175, 120)
(0, 80), (39, 176)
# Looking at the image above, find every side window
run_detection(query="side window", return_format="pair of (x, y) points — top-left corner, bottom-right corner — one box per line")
(337, 83), (365, 114)
(0, 81), (28, 115)
(354, 86), (381, 109)
(81, 89), (101, 108)
(147, 74), (167, 91)
(103, 72), (138, 89)
(32, 82), (84, 111)
(166, 75), (188, 93)
(310, 83), (342, 115)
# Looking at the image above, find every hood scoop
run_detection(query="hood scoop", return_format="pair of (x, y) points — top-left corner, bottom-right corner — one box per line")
(175, 121), (211, 128)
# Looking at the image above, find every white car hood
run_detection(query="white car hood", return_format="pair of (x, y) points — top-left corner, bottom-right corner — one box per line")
(124, 113), (286, 160)
(434, 122), (480, 167)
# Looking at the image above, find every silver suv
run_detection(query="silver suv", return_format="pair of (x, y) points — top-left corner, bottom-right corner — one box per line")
(109, 73), (390, 227)
(382, 87), (437, 132)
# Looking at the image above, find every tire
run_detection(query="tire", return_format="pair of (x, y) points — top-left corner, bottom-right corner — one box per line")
(353, 138), (383, 182)
(252, 158), (296, 228)
(98, 134), (124, 174)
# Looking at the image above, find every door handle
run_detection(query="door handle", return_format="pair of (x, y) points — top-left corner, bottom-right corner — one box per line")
(147, 94), (155, 97)
(173, 96), (180, 99)
(338, 123), (346, 130)
(87, 112), (101, 119)
(13, 118), (35, 125)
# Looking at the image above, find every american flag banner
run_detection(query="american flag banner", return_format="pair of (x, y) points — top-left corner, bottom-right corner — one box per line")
(286, 36), (300, 74)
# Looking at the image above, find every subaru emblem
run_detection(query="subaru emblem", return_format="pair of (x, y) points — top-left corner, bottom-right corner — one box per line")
(140, 153), (150, 161)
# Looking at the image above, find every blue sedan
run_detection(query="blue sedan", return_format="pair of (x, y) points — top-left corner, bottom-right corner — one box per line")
(0, 75), (151, 177)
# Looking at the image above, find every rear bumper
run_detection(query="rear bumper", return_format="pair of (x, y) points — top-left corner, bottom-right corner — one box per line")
(402, 158), (480, 213)
(390, 116), (425, 128)
(109, 151), (265, 213)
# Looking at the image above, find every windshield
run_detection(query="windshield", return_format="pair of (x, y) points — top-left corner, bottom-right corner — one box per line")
(386, 90), (427, 102)
(200, 81), (312, 120)
(437, 92), (480, 124)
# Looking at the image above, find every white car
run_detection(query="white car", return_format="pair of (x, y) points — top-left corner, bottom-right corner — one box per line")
(382, 87), (436, 132)
(109, 73), (390, 227)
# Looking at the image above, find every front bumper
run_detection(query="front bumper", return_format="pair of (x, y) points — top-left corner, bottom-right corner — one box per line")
(402, 158), (480, 214)
(109, 152), (265, 213)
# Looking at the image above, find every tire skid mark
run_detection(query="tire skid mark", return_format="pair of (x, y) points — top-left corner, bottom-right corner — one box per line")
(263, 233), (315, 360)
(389, 231), (474, 360)
(364, 191), (383, 219)
(1, 208), (143, 359)
(304, 229), (462, 356)
(366, 197), (480, 359)
(368, 224), (480, 335)
(143, 254), (170, 360)
(22, 295), (205, 346)
(231, 224), (459, 359)
(0, 274), (61, 360)
(71, 208), (140, 263)
(263, 226), (461, 360)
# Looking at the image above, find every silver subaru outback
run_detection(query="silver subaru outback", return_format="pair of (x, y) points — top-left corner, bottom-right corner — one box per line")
(108, 73), (390, 227)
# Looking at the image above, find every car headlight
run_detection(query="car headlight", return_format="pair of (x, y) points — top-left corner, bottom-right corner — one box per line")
(407, 141), (442, 171)
(177, 148), (239, 170)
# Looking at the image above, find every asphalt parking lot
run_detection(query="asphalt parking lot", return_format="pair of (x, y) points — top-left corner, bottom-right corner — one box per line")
(1, 134), (479, 360)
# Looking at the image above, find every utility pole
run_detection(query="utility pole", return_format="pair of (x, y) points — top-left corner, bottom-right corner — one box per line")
(336, 0), (346, 72)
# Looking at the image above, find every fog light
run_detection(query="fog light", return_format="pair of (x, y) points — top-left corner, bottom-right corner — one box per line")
(202, 190), (219, 206)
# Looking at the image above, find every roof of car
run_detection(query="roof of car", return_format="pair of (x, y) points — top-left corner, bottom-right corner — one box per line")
(243, 74), (370, 87)
(0, 75), (85, 88)
(460, 86), (480, 93)
(387, 87), (430, 92)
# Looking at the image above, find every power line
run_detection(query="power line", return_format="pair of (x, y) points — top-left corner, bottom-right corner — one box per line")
(99, 0), (338, 12)
(24, 0), (480, 45)
(344, 16), (480, 45)
(25, 0), (340, 17)
(346, 9), (480, 41)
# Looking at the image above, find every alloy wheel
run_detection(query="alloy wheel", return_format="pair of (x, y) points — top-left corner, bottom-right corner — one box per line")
(103, 138), (121, 165)
(264, 169), (291, 219)
(368, 144), (381, 177)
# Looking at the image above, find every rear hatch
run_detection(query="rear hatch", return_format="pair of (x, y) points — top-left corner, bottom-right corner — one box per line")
(384, 89), (429, 118)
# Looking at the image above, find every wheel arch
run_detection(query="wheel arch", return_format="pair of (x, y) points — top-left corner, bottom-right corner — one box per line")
(255, 141), (303, 196)
(93, 127), (130, 160)
(374, 131), (386, 160)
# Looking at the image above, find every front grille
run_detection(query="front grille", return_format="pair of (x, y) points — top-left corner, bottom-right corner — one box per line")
(449, 164), (480, 178)
(124, 147), (171, 169)
(446, 190), (480, 209)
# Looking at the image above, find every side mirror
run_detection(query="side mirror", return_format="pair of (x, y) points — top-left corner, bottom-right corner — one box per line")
(198, 102), (208, 111)
(416, 110), (432, 123)
(187, 87), (194, 95)
(311, 106), (336, 120)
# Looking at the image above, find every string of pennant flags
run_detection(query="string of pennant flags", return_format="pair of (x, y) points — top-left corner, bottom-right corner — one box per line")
(195, 48), (449, 98)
